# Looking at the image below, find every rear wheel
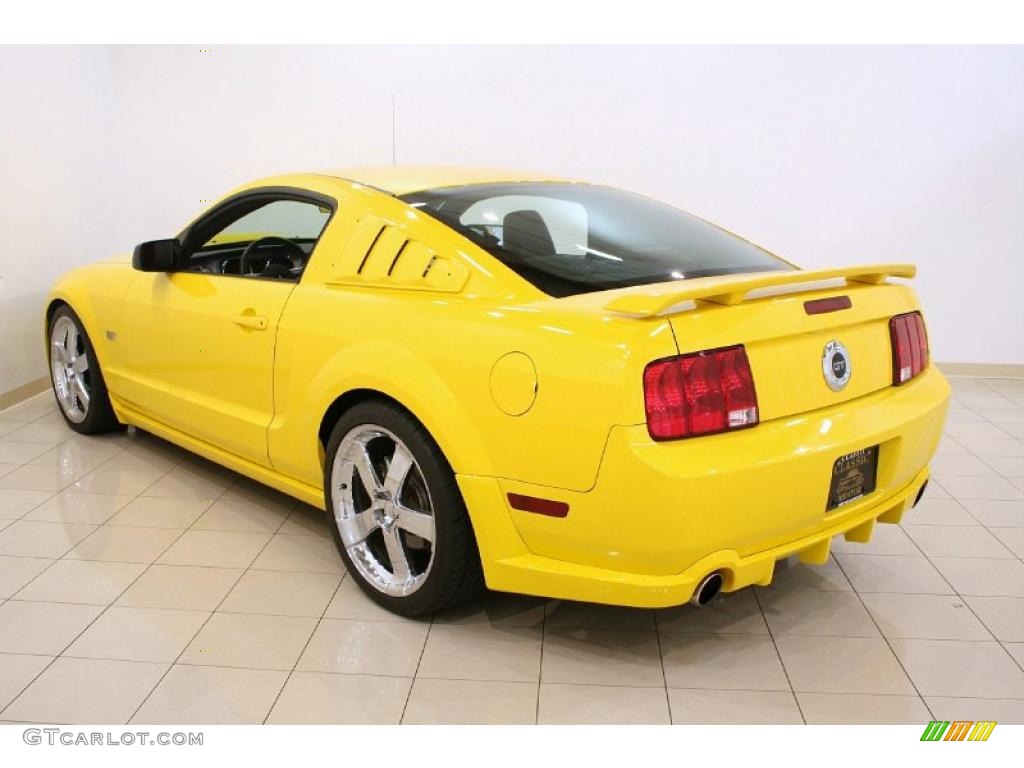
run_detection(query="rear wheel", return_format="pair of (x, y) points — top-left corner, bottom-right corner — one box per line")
(48, 306), (120, 434)
(324, 400), (483, 616)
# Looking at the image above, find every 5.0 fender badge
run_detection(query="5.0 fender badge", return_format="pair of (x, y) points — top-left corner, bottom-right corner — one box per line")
(822, 340), (852, 391)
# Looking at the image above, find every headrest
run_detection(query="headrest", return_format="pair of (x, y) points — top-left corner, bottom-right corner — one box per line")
(502, 210), (556, 257)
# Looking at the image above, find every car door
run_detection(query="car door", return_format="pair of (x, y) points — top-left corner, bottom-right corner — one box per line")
(119, 190), (334, 466)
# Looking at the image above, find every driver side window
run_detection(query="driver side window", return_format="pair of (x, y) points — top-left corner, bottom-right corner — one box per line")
(188, 199), (332, 281)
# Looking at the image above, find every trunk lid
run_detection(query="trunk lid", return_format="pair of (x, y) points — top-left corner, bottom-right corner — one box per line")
(605, 264), (920, 422)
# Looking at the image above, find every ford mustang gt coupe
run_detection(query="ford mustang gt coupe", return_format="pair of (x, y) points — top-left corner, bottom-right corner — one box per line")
(46, 166), (950, 615)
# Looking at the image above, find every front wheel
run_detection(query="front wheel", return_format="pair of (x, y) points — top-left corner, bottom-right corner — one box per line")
(48, 306), (121, 434)
(324, 400), (483, 616)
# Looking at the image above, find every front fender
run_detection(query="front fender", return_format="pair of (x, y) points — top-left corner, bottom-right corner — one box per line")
(45, 261), (136, 384)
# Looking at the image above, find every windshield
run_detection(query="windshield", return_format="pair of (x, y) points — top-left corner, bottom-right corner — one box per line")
(399, 183), (791, 297)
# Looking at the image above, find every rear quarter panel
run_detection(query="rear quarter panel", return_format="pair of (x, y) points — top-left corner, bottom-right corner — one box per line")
(270, 191), (678, 492)
(270, 287), (678, 492)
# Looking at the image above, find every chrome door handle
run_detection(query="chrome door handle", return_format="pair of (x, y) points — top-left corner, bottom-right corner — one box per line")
(231, 313), (268, 330)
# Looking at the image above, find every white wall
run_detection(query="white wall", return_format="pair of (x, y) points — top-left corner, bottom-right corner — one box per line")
(0, 46), (118, 394)
(2, 45), (1022, 395)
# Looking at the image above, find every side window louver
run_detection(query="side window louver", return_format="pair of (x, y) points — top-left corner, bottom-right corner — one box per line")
(328, 214), (468, 293)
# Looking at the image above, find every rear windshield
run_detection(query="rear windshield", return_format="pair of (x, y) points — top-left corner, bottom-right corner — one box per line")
(399, 182), (790, 297)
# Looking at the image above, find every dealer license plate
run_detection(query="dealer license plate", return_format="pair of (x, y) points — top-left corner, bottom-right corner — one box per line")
(826, 446), (879, 511)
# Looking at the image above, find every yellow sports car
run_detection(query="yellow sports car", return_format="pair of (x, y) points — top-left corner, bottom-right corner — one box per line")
(46, 166), (950, 615)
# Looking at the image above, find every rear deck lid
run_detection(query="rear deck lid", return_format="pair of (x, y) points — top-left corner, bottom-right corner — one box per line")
(606, 264), (920, 422)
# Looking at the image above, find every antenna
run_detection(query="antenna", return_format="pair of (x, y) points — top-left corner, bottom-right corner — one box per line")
(391, 93), (397, 166)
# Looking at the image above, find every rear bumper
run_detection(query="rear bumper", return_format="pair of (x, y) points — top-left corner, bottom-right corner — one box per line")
(461, 366), (949, 607)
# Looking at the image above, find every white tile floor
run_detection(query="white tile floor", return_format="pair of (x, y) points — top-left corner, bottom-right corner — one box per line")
(0, 375), (1023, 725)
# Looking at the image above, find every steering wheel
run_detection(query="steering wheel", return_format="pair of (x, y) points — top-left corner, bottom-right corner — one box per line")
(238, 236), (307, 277)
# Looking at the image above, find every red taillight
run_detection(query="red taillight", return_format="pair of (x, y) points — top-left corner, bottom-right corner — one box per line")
(643, 345), (759, 440)
(643, 357), (688, 439)
(890, 311), (929, 385)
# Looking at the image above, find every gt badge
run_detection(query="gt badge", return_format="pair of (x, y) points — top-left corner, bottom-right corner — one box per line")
(822, 340), (852, 391)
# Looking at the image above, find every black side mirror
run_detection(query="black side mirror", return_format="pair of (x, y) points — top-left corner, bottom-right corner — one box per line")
(132, 239), (181, 272)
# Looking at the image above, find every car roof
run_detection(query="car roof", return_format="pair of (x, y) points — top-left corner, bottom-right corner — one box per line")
(319, 165), (569, 195)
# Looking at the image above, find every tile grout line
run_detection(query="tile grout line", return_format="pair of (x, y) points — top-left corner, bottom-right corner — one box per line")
(0, 402), (83, 603)
(897, 495), (1024, 679)
(260, 569), (348, 724)
(945, 443), (1024, 565)
(0, 478), (231, 721)
(3, 483), (312, 579)
(652, 611), (674, 724)
(0, 429), (185, 639)
(830, 549), (1017, 560)
(998, 641), (1024, 676)
(6, 591), (1013, 643)
(2, 421), (344, 716)
(751, 584), (806, 725)
(4, 381), (1024, 723)
(830, 553), (936, 720)
(877, 409), (1024, 680)
(534, 603), (547, 725)
(904, 487), (986, 528)
(7, 428), (235, 721)
(397, 613), (434, 725)
(124, 485), (284, 725)
(901, 524), (1024, 679)
(3, 455), (201, 601)
(5, 648), (999, 697)
(0, 414), (135, 527)
(895, 503), (1019, 563)
(0, 428), (187, 548)
(0, 391), (56, 422)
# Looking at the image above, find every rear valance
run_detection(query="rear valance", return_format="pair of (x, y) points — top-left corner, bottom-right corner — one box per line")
(604, 263), (916, 317)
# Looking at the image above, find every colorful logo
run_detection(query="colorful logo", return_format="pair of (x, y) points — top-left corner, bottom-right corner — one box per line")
(920, 721), (997, 741)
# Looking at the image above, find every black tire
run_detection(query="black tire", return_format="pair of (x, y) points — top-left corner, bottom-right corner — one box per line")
(47, 305), (121, 434)
(324, 400), (484, 616)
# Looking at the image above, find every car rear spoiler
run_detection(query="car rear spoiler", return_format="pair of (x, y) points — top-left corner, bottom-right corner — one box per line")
(603, 263), (917, 317)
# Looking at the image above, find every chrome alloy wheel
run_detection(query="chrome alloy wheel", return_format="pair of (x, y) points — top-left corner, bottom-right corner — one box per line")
(331, 425), (436, 596)
(49, 316), (91, 424)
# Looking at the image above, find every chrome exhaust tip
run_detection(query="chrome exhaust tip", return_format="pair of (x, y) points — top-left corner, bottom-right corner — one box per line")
(690, 572), (724, 607)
